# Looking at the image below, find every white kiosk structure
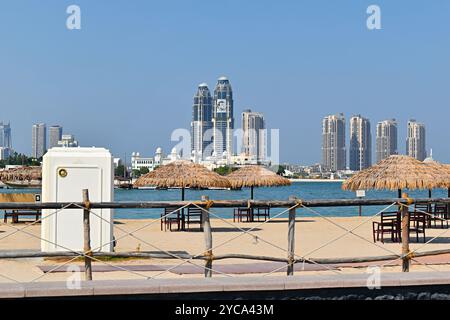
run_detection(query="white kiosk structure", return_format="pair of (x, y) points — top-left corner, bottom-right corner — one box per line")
(41, 147), (114, 252)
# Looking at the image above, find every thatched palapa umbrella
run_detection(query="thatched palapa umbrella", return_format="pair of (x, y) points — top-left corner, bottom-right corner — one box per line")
(0, 166), (42, 182)
(133, 160), (231, 200)
(342, 155), (447, 197)
(423, 156), (450, 197)
(226, 165), (291, 199)
(134, 160), (231, 230)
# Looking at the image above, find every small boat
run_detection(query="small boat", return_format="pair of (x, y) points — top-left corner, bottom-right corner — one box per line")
(117, 183), (134, 190)
(3, 180), (42, 189)
(207, 187), (231, 190)
(136, 186), (158, 190)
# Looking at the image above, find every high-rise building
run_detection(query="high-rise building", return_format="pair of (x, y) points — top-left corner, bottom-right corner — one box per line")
(49, 125), (63, 149)
(349, 115), (372, 171)
(0, 122), (12, 150)
(406, 120), (426, 161)
(376, 119), (398, 162)
(0, 147), (10, 160)
(322, 113), (346, 172)
(32, 123), (47, 159)
(191, 83), (213, 162)
(241, 109), (266, 162)
(212, 76), (234, 160)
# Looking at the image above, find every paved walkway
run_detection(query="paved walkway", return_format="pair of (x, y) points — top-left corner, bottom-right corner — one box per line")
(38, 253), (450, 275)
(2, 271), (450, 299)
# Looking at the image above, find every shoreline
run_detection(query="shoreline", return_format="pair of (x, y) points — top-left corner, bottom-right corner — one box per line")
(289, 179), (344, 183)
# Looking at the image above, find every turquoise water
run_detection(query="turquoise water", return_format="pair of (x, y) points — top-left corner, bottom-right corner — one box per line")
(1, 182), (448, 219)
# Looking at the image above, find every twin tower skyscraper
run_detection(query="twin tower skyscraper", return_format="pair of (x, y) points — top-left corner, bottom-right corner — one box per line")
(191, 76), (234, 162)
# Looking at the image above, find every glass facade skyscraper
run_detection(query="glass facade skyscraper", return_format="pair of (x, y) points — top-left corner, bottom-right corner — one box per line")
(242, 109), (266, 162)
(0, 122), (12, 150)
(49, 125), (63, 149)
(322, 114), (346, 172)
(376, 119), (398, 163)
(212, 76), (234, 159)
(191, 83), (213, 161)
(406, 119), (426, 161)
(349, 115), (372, 171)
(32, 123), (47, 159)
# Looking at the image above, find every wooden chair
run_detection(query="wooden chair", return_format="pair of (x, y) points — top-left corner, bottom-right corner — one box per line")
(161, 207), (182, 231)
(185, 207), (203, 231)
(433, 203), (449, 229)
(253, 207), (270, 222)
(409, 212), (427, 243)
(233, 208), (252, 222)
(4, 209), (41, 223)
(372, 211), (400, 243)
(414, 203), (432, 228)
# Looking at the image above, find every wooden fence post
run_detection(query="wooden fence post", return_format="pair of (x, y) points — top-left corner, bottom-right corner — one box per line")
(82, 189), (93, 281)
(287, 196), (297, 276)
(401, 192), (410, 272)
(201, 195), (213, 278)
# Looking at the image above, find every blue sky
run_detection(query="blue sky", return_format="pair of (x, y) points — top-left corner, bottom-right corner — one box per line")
(0, 0), (449, 164)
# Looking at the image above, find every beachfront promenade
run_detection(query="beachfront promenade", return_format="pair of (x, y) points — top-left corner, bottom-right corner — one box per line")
(1, 196), (450, 284)
(0, 195), (449, 300)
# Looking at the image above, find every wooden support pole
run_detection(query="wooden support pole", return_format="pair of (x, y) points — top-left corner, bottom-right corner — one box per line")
(82, 189), (93, 281)
(401, 192), (410, 272)
(201, 196), (213, 277)
(447, 189), (450, 218)
(287, 206), (296, 275)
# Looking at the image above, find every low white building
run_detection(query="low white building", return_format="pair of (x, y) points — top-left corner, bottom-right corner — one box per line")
(131, 152), (154, 171)
(131, 147), (181, 172)
(57, 134), (78, 147)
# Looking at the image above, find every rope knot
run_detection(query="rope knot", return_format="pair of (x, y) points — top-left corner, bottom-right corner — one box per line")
(205, 200), (214, 210)
(204, 250), (213, 259)
(406, 251), (415, 260)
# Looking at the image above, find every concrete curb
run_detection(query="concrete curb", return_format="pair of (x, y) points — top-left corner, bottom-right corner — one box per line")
(2, 271), (450, 298)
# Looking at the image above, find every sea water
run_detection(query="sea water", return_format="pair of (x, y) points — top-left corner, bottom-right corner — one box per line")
(1, 181), (447, 219)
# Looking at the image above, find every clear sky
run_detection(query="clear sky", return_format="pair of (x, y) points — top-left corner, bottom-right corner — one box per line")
(0, 0), (449, 164)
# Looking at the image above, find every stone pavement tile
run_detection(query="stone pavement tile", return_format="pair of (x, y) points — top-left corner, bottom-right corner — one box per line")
(92, 279), (162, 296)
(24, 281), (94, 298)
(219, 276), (285, 292)
(0, 283), (25, 298)
(284, 274), (345, 290)
(159, 278), (223, 294)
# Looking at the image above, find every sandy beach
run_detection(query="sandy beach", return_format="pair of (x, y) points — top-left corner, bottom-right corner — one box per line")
(0, 215), (450, 283)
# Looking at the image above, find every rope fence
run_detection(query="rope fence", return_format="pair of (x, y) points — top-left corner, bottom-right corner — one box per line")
(0, 191), (448, 283)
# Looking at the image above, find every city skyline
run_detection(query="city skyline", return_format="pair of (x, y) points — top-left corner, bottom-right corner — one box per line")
(1, 1), (449, 163)
(322, 113), (429, 171)
(1, 112), (433, 167)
